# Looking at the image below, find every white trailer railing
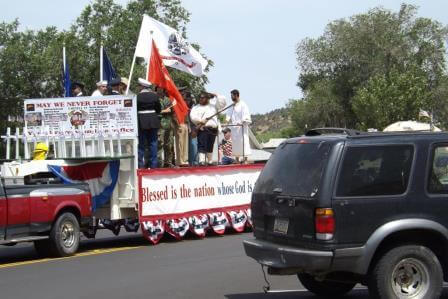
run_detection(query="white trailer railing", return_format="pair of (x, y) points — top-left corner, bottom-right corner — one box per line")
(1, 124), (129, 160)
(1, 123), (139, 221)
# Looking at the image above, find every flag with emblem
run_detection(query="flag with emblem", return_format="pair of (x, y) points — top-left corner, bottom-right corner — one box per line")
(135, 15), (207, 77)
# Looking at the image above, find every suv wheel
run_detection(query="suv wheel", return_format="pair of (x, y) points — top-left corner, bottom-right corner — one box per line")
(369, 245), (442, 299)
(297, 273), (356, 297)
(48, 212), (80, 257)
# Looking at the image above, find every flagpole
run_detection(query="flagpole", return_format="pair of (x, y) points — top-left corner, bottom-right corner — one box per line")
(146, 50), (150, 80)
(146, 32), (153, 80)
(126, 17), (152, 95)
(100, 42), (103, 82)
(125, 53), (137, 96)
(63, 44), (66, 97)
(63, 44), (66, 74)
(126, 31), (151, 95)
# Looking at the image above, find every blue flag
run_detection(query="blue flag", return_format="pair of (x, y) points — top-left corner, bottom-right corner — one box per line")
(102, 48), (117, 83)
(63, 54), (71, 97)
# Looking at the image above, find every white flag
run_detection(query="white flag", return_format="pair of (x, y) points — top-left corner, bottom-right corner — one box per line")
(135, 15), (208, 77)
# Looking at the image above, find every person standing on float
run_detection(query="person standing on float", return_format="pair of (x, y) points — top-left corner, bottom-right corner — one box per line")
(91, 80), (108, 96)
(136, 78), (161, 168)
(190, 92), (226, 165)
(226, 89), (251, 163)
(71, 81), (85, 97)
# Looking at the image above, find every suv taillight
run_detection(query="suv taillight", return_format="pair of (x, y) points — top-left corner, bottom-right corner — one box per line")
(315, 208), (334, 240)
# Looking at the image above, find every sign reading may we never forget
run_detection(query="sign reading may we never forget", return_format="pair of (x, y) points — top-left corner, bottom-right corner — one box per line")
(24, 96), (137, 137)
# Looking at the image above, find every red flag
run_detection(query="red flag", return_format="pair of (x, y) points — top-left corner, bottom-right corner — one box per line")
(148, 40), (189, 124)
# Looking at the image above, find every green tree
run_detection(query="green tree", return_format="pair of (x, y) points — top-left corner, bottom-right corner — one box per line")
(0, 0), (209, 99)
(294, 4), (448, 132)
(432, 76), (448, 128)
(289, 79), (346, 135)
(0, 0), (210, 143)
(0, 21), (65, 99)
(0, 20), (68, 146)
(69, 0), (210, 94)
(353, 67), (430, 130)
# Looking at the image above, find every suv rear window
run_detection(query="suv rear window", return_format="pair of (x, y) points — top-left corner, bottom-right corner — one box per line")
(336, 145), (413, 197)
(255, 142), (331, 197)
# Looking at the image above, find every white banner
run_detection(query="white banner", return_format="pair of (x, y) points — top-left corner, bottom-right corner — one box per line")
(135, 15), (208, 77)
(139, 165), (263, 220)
(24, 96), (138, 138)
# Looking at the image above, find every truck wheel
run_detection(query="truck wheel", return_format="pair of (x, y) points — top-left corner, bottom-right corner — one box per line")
(49, 212), (80, 257)
(368, 245), (442, 299)
(297, 273), (356, 297)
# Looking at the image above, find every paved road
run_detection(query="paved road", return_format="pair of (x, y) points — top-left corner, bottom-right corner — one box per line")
(0, 230), (446, 299)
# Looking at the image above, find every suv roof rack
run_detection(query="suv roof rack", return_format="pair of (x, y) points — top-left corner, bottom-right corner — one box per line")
(305, 127), (364, 137)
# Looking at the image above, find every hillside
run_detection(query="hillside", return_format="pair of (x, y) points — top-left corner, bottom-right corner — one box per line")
(251, 108), (292, 143)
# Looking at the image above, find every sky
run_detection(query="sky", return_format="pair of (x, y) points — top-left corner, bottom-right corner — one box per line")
(2, 0), (448, 114)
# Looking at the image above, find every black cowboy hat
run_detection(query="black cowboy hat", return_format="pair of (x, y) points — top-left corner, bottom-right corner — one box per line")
(71, 81), (85, 89)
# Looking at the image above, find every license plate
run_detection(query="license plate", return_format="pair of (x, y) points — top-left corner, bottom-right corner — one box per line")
(273, 217), (289, 234)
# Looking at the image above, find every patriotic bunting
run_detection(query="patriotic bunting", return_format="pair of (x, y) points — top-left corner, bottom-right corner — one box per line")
(140, 209), (252, 244)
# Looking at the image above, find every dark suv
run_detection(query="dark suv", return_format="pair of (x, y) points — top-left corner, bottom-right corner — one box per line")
(244, 128), (448, 298)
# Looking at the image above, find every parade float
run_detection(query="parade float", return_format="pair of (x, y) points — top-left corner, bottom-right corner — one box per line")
(0, 95), (264, 246)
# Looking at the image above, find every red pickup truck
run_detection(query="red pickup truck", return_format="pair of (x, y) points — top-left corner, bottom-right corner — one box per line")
(0, 178), (92, 257)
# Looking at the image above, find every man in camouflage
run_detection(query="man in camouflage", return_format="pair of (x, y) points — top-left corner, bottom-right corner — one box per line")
(156, 87), (176, 167)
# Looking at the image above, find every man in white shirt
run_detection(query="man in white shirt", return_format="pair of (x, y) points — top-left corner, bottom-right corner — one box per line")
(190, 92), (226, 165)
(226, 89), (251, 162)
(91, 80), (108, 96)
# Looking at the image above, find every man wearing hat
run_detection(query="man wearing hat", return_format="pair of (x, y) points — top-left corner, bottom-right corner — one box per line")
(137, 78), (161, 168)
(190, 91), (227, 165)
(91, 80), (108, 96)
(110, 78), (121, 95)
(71, 81), (85, 97)
(119, 77), (134, 96)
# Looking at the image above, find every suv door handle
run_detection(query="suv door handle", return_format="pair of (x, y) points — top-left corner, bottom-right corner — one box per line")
(276, 197), (286, 204)
(273, 188), (283, 194)
(337, 200), (349, 206)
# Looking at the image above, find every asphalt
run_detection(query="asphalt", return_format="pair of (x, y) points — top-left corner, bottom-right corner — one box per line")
(0, 230), (445, 299)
